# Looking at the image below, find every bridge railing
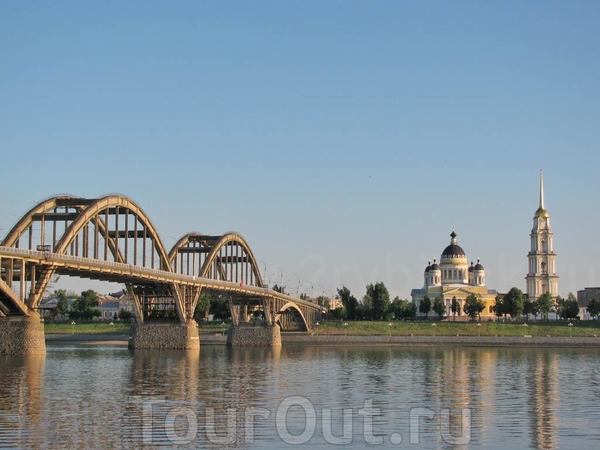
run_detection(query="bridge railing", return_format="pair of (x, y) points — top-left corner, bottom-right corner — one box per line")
(0, 246), (321, 310)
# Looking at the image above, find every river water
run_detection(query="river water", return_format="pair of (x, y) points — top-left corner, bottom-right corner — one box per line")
(1, 344), (599, 449)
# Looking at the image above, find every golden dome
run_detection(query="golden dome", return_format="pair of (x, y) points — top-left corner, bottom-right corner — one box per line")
(534, 206), (550, 218)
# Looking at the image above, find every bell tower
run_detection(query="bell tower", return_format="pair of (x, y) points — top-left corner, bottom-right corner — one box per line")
(526, 169), (558, 299)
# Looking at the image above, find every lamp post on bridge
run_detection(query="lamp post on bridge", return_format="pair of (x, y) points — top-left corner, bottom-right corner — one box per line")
(291, 274), (301, 298)
(258, 260), (268, 288)
(301, 281), (313, 302)
(275, 266), (283, 292)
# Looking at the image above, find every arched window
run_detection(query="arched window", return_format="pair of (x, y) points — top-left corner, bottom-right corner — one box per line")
(541, 262), (547, 274)
(542, 284), (548, 294)
(541, 240), (547, 252)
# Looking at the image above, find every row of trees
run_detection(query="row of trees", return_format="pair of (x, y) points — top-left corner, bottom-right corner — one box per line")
(494, 288), (584, 321)
(52, 289), (103, 320)
(336, 283), (418, 321)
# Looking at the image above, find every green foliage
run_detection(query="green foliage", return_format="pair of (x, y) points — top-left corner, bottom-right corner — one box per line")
(523, 299), (538, 321)
(587, 298), (600, 319)
(464, 293), (485, 320)
(337, 286), (359, 320)
(419, 296), (431, 319)
(53, 289), (71, 314)
(362, 282), (390, 320)
(433, 295), (445, 320)
(558, 293), (580, 320)
(390, 297), (416, 321)
(272, 284), (284, 294)
(332, 306), (346, 320)
(69, 290), (102, 320)
(451, 296), (459, 321)
(503, 287), (524, 319)
(118, 308), (132, 322)
(209, 295), (230, 320)
(536, 293), (554, 321)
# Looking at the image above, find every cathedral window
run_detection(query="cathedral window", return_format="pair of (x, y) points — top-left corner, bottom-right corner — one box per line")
(541, 262), (547, 275)
(541, 240), (547, 252)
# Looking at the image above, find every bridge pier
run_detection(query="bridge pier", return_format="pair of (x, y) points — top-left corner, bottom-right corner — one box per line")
(0, 315), (46, 355)
(128, 321), (200, 350)
(226, 323), (282, 347)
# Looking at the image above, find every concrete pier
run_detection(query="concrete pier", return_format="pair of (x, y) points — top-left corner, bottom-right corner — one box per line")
(128, 321), (200, 350)
(226, 324), (282, 347)
(0, 315), (46, 355)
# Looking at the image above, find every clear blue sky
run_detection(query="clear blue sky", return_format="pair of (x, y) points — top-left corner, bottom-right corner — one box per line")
(1, 1), (599, 299)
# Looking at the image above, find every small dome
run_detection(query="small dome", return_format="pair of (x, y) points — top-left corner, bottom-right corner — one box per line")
(468, 262), (474, 272)
(424, 265), (430, 273)
(430, 263), (441, 271)
(474, 258), (484, 271)
(534, 206), (550, 218)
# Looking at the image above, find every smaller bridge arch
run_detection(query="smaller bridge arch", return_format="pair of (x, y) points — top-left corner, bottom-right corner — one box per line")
(274, 302), (310, 332)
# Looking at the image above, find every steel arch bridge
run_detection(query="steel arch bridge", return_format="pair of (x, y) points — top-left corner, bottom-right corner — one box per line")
(0, 195), (321, 331)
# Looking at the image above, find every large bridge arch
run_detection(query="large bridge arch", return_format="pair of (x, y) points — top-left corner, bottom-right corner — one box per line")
(1, 195), (182, 319)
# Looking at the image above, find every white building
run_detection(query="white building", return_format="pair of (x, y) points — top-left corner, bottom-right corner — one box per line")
(525, 170), (559, 300)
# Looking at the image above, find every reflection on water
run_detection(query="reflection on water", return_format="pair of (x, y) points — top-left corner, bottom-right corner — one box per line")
(1, 345), (600, 449)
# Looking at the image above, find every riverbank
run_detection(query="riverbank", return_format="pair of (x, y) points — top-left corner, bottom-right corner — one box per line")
(45, 332), (600, 348)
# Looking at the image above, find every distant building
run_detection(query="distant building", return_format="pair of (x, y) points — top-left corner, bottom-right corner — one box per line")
(411, 230), (498, 319)
(526, 170), (559, 300)
(577, 287), (600, 320)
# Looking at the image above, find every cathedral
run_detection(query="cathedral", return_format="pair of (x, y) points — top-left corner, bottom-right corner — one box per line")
(411, 170), (558, 318)
(411, 230), (498, 319)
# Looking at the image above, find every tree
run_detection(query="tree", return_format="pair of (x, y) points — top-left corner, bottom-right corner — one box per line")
(587, 298), (600, 319)
(332, 307), (346, 320)
(363, 282), (390, 320)
(503, 287), (524, 319)
(69, 290), (102, 320)
(451, 296), (459, 321)
(401, 301), (417, 321)
(561, 293), (580, 321)
(536, 293), (554, 321)
(210, 295), (230, 320)
(194, 292), (212, 321)
(338, 286), (359, 320)
(53, 289), (70, 315)
(419, 296), (431, 319)
(523, 299), (537, 322)
(492, 295), (505, 320)
(389, 297), (403, 320)
(463, 293), (485, 321)
(433, 296), (445, 320)
(118, 308), (132, 323)
(272, 284), (285, 294)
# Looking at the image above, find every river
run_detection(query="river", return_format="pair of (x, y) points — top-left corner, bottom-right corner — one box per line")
(1, 344), (599, 449)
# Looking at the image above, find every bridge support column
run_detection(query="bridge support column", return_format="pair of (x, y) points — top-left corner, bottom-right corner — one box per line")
(0, 315), (46, 355)
(128, 322), (200, 350)
(226, 324), (281, 347)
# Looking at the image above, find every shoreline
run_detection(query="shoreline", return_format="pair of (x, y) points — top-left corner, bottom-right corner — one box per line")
(45, 333), (600, 348)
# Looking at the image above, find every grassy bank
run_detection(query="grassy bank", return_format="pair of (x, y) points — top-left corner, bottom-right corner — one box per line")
(44, 321), (230, 335)
(313, 320), (600, 338)
(43, 320), (600, 338)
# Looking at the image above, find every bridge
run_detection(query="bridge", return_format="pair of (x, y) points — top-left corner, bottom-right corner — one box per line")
(0, 195), (323, 354)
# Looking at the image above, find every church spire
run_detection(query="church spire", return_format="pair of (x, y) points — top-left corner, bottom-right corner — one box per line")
(539, 168), (544, 209)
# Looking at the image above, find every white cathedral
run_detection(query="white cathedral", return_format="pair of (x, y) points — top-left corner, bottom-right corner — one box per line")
(411, 170), (558, 318)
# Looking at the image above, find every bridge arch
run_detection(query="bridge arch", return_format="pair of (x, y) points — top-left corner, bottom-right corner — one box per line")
(1, 195), (176, 314)
(196, 232), (264, 287)
(274, 302), (309, 331)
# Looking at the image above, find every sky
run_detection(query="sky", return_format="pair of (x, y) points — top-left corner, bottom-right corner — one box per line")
(1, 1), (599, 300)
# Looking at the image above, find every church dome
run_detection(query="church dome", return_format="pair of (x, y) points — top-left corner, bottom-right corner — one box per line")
(424, 262), (431, 273)
(468, 262), (474, 272)
(430, 262), (441, 271)
(534, 206), (550, 218)
(441, 231), (466, 258)
(474, 259), (485, 271)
